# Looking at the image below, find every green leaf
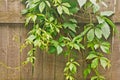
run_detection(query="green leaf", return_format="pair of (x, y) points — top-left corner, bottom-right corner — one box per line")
(77, 0), (87, 8)
(100, 42), (110, 53)
(73, 62), (80, 66)
(27, 35), (36, 42)
(62, 6), (70, 15)
(90, 0), (97, 5)
(87, 29), (95, 42)
(45, 1), (51, 7)
(73, 44), (80, 50)
(84, 1), (92, 9)
(93, 4), (100, 13)
(21, 9), (28, 14)
(62, 3), (71, 7)
(57, 45), (63, 55)
(69, 19), (77, 23)
(91, 76), (98, 80)
(70, 63), (77, 73)
(100, 57), (108, 69)
(103, 17), (118, 33)
(94, 44), (99, 50)
(84, 68), (91, 78)
(95, 28), (102, 39)
(91, 58), (99, 69)
(96, 16), (105, 24)
(100, 45), (110, 53)
(79, 44), (85, 49)
(86, 54), (98, 60)
(101, 22), (110, 39)
(101, 11), (114, 17)
(69, 7), (79, 14)
(63, 22), (77, 32)
(57, 6), (63, 15)
(48, 46), (56, 54)
(39, 2), (46, 13)
(34, 39), (41, 47)
(73, 26), (91, 41)
(69, 63), (75, 71)
(31, 15), (37, 23)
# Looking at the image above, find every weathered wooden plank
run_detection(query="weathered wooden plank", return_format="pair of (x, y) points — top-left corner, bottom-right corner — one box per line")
(113, 0), (120, 23)
(43, 53), (55, 80)
(0, 0), (119, 23)
(76, 53), (84, 80)
(7, 24), (20, 80)
(111, 24), (120, 80)
(0, 12), (24, 23)
(55, 55), (65, 80)
(0, 24), (8, 80)
(0, 0), (24, 23)
(20, 24), (32, 80)
(33, 49), (43, 80)
(7, 0), (20, 12)
(0, 0), (7, 12)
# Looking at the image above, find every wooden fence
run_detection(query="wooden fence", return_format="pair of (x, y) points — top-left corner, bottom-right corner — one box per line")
(0, 0), (120, 80)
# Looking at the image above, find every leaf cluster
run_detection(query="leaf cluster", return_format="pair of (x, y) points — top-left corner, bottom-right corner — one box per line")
(21, 0), (117, 80)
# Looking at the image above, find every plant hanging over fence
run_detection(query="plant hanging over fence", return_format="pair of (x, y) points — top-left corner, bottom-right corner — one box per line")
(21, 0), (117, 80)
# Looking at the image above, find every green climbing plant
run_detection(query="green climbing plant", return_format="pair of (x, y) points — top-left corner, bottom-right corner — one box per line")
(21, 0), (117, 80)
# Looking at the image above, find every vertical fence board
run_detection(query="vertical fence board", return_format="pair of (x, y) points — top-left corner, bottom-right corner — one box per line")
(43, 53), (55, 80)
(7, 24), (20, 80)
(33, 49), (43, 80)
(113, 0), (120, 22)
(55, 55), (65, 80)
(111, 24), (120, 80)
(20, 25), (32, 80)
(0, 24), (8, 80)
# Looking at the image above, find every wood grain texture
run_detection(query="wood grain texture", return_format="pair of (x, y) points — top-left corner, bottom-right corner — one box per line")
(20, 25), (32, 80)
(7, 24), (20, 80)
(113, 0), (120, 23)
(111, 24), (120, 80)
(0, 24), (8, 80)
(33, 49), (43, 80)
(55, 55), (65, 80)
(0, 0), (7, 12)
(0, 0), (24, 23)
(0, 0), (119, 23)
(43, 53), (55, 80)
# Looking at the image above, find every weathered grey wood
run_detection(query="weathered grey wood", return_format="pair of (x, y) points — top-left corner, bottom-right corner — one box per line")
(0, 0), (24, 23)
(55, 55), (65, 80)
(0, 0), (119, 23)
(0, 24), (8, 80)
(20, 25), (32, 80)
(111, 24), (120, 80)
(113, 0), (120, 23)
(7, 24), (20, 80)
(43, 53), (55, 80)
(0, 0), (7, 12)
(33, 49), (43, 80)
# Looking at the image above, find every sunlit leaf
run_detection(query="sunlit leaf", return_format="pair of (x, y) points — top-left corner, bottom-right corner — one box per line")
(95, 28), (102, 39)
(57, 45), (63, 55)
(87, 54), (98, 60)
(91, 58), (99, 69)
(101, 22), (110, 39)
(57, 6), (63, 15)
(77, 0), (87, 8)
(87, 29), (95, 42)
(100, 57), (108, 69)
(101, 11), (114, 17)
(39, 2), (46, 13)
